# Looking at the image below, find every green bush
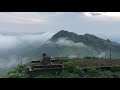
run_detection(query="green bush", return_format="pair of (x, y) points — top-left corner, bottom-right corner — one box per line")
(58, 70), (70, 78)
(74, 66), (86, 77)
(58, 70), (79, 78)
(64, 60), (76, 73)
(113, 72), (120, 78)
(3, 56), (120, 78)
(100, 71), (113, 78)
(110, 65), (120, 72)
(85, 67), (100, 77)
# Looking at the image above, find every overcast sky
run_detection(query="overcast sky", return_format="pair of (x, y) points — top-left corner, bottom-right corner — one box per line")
(0, 12), (120, 42)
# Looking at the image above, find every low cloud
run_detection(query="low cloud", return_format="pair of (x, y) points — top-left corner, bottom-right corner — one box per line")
(46, 38), (87, 47)
(82, 12), (120, 22)
(0, 12), (65, 24)
(83, 12), (120, 17)
(55, 38), (86, 47)
(0, 55), (31, 75)
(0, 32), (54, 74)
(0, 32), (54, 50)
(97, 52), (106, 58)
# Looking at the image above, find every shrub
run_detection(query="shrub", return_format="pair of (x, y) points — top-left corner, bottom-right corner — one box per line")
(113, 72), (120, 78)
(58, 70), (70, 78)
(85, 66), (100, 77)
(74, 66), (86, 77)
(64, 60), (76, 73)
(100, 71), (113, 78)
(110, 65), (120, 72)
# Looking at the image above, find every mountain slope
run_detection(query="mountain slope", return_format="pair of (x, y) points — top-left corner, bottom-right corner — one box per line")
(51, 30), (120, 51)
(20, 30), (120, 59)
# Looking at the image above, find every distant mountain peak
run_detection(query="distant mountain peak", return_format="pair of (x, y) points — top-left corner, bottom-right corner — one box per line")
(56, 30), (72, 35)
(56, 30), (77, 34)
(18, 30), (120, 59)
(50, 30), (78, 41)
(50, 30), (119, 50)
(59, 30), (68, 32)
(50, 30), (101, 42)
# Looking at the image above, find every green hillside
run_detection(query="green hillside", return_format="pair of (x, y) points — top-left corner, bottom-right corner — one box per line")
(51, 30), (120, 52)
(2, 57), (120, 78)
(20, 30), (120, 59)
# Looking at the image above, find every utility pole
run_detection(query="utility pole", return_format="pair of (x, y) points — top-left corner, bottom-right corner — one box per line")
(110, 47), (112, 59)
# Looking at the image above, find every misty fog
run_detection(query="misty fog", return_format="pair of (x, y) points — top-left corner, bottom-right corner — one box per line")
(0, 32), (116, 75)
(0, 32), (54, 75)
(46, 38), (87, 47)
(0, 32), (54, 50)
(44, 38), (111, 58)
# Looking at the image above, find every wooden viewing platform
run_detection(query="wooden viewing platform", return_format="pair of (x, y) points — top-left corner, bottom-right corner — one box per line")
(27, 59), (64, 72)
(31, 59), (62, 65)
(31, 59), (60, 63)
(27, 64), (64, 72)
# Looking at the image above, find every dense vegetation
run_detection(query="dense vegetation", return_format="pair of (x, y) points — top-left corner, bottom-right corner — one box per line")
(2, 56), (120, 78)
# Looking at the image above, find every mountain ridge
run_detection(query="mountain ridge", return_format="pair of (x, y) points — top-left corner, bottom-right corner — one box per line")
(17, 30), (120, 59)
(50, 30), (118, 51)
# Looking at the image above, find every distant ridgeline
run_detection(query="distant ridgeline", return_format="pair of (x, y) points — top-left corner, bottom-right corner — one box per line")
(19, 30), (120, 59)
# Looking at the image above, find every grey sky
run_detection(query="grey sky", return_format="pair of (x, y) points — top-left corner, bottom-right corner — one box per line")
(0, 12), (120, 42)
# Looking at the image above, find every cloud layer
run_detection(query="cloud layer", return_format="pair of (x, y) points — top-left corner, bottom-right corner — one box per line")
(47, 38), (87, 47)
(83, 12), (120, 17)
(0, 32), (54, 52)
(82, 12), (120, 21)
(0, 12), (120, 43)
(0, 32), (54, 74)
(0, 12), (47, 24)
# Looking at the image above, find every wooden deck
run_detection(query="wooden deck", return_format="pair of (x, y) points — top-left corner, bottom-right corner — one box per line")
(31, 60), (62, 65)
(27, 64), (64, 72)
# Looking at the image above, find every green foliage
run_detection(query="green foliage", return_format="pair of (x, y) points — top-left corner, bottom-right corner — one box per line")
(113, 72), (120, 78)
(3, 64), (30, 78)
(55, 57), (70, 63)
(58, 70), (79, 78)
(64, 59), (76, 73)
(73, 66), (86, 77)
(99, 71), (113, 78)
(84, 67), (100, 77)
(3, 56), (120, 78)
(110, 65), (120, 72)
